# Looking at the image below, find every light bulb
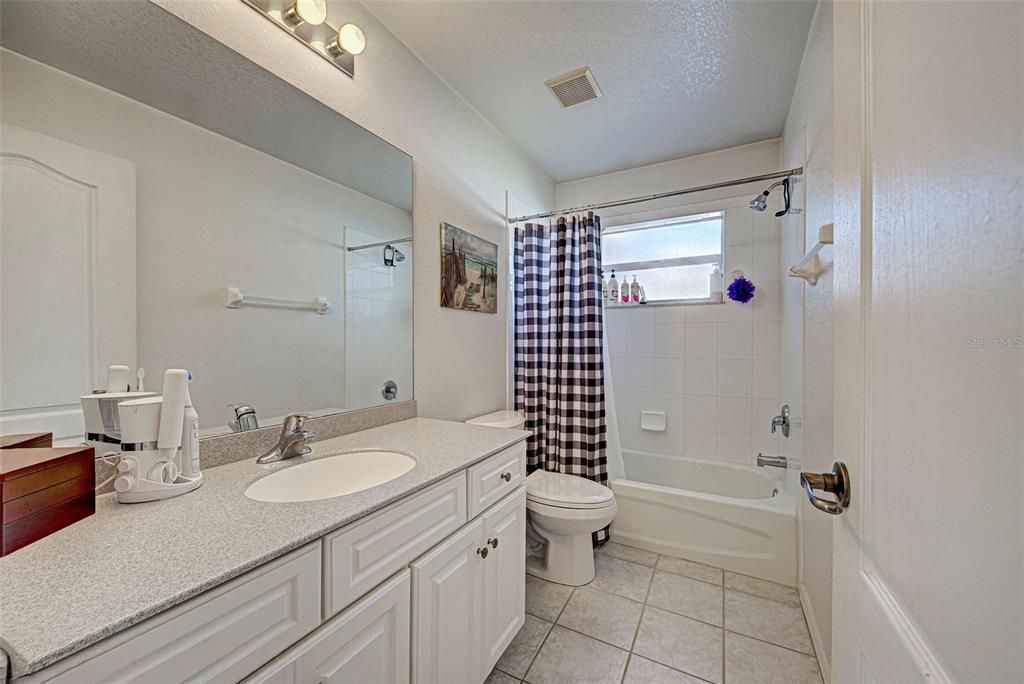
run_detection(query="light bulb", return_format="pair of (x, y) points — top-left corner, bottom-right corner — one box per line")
(328, 23), (365, 56)
(282, 0), (327, 27)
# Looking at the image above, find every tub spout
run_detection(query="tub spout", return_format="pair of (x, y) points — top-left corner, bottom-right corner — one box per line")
(757, 453), (788, 469)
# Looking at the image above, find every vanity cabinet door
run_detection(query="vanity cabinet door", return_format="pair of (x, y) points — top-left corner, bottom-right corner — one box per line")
(410, 518), (484, 684)
(480, 487), (527, 676)
(244, 570), (410, 684)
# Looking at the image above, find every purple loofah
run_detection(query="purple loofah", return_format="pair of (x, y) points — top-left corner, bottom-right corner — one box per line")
(727, 275), (756, 303)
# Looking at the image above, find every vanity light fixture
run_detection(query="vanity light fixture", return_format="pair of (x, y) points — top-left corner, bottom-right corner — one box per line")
(239, 0), (363, 78)
(327, 23), (366, 57)
(281, 0), (327, 27)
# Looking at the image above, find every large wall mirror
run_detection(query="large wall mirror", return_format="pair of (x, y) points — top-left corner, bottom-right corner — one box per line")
(0, 1), (414, 444)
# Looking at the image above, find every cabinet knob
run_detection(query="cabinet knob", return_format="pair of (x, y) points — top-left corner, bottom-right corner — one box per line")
(477, 547), (489, 559)
(488, 537), (499, 549)
(501, 472), (512, 482)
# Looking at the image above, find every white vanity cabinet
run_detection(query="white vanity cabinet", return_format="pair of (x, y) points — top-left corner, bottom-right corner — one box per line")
(411, 488), (527, 684)
(410, 518), (485, 684)
(21, 544), (323, 684)
(19, 441), (528, 684)
(480, 488), (527, 672)
(245, 570), (412, 684)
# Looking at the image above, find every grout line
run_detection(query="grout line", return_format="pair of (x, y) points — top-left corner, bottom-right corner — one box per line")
(619, 653), (632, 684)
(721, 568), (727, 684)
(627, 650), (716, 684)
(725, 585), (801, 606)
(723, 628), (818, 658)
(519, 583), (576, 682)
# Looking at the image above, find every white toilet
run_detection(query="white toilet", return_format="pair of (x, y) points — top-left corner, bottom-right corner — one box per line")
(466, 410), (617, 586)
(524, 470), (617, 585)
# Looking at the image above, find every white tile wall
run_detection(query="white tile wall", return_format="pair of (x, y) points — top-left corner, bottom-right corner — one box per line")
(605, 205), (783, 466)
(345, 235), (414, 409)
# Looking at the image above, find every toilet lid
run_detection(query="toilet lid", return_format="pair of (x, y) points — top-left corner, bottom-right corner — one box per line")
(526, 470), (614, 508)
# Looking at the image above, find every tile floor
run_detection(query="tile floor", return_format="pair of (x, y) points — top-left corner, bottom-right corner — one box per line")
(489, 541), (823, 684)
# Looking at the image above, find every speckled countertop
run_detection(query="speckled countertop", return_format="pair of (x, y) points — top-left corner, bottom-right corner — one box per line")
(0, 418), (529, 679)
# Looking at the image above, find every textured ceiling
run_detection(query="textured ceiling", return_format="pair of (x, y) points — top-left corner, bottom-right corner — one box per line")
(364, 0), (816, 182)
(0, 0), (412, 211)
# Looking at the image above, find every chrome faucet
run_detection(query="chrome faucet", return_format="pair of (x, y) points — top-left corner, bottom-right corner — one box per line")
(256, 414), (317, 464)
(770, 404), (791, 438)
(228, 404), (259, 432)
(757, 453), (788, 469)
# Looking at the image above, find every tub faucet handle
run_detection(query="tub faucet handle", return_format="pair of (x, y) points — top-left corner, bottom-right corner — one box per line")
(770, 404), (791, 438)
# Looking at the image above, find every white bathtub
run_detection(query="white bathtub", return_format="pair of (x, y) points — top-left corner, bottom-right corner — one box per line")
(611, 450), (798, 585)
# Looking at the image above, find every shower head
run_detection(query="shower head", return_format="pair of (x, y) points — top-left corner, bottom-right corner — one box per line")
(748, 192), (769, 212)
(749, 178), (792, 216)
(383, 244), (406, 267)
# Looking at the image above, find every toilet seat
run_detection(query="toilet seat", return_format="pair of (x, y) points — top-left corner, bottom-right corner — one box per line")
(526, 470), (614, 510)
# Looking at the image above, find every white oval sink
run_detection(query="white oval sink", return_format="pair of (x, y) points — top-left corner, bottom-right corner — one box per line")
(245, 450), (416, 503)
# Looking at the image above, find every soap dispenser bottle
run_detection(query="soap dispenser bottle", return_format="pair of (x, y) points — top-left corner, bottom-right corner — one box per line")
(608, 270), (619, 304)
(630, 275), (641, 304)
(710, 263), (724, 303)
(601, 271), (608, 302)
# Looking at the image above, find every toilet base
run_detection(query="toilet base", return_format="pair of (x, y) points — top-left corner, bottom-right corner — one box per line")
(525, 529), (596, 586)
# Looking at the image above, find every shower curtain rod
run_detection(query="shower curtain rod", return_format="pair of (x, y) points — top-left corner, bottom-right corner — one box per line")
(507, 167), (803, 224)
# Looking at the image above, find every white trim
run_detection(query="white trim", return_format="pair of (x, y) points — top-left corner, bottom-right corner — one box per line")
(799, 581), (831, 684)
(601, 210), (722, 235)
(861, 567), (954, 684)
(603, 254), (722, 272)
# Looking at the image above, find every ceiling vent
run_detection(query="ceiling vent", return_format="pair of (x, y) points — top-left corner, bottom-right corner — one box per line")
(545, 67), (602, 108)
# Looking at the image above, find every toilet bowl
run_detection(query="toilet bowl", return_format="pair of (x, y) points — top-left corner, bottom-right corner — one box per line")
(464, 411), (616, 586)
(524, 470), (617, 586)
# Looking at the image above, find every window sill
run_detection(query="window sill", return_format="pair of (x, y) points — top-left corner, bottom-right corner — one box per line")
(604, 298), (723, 309)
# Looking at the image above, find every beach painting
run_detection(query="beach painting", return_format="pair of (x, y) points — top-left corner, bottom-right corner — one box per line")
(440, 222), (498, 313)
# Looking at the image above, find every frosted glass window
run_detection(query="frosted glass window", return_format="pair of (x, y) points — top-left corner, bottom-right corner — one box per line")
(603, 212), (723, 302)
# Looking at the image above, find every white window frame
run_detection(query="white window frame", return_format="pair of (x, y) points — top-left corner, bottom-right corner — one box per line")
(602, 210), (724, 305)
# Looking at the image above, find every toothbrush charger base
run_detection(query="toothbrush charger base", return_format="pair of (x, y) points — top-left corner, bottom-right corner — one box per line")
(115, 473), (203, 504)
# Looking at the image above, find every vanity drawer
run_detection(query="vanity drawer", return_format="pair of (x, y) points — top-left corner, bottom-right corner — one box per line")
(26, 543), (322, 683)
(467, 442), (527, 519)
(323, 472), (466, 618)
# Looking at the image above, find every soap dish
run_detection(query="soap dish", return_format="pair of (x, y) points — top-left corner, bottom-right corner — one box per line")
(640, 411), (667, 432)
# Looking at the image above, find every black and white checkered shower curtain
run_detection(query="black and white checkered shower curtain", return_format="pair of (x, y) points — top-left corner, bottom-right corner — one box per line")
(514, 213), (609, 541)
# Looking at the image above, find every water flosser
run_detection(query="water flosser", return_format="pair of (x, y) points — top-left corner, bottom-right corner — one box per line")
(179, 376), (200, 479)
(157, 369), (189, 482)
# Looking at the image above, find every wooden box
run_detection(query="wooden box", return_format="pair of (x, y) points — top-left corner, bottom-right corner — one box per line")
(0, 447), (95, 556)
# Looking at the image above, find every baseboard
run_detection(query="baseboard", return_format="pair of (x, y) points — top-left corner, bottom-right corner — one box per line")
(798, 581), (831, 684)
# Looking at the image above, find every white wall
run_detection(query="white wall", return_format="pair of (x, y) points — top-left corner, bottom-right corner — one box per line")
(1, 50), (412, 426)
(781, 1), (834, 676)
(557, 141), (789, 468)
(155, 0), (555, 421)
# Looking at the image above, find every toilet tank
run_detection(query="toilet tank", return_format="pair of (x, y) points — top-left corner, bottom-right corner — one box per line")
(465, 410), (526, 430)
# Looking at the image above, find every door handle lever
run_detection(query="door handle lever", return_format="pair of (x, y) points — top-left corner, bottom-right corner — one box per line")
(799, 462), (851, 515)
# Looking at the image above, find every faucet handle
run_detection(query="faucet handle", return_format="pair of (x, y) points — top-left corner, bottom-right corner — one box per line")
(281, 413), (310, 434)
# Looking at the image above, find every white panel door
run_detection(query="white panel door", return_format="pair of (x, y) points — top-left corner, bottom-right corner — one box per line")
(829, 1), (1022, 682)
(411, 518), (484, 684)
(246, 569), (410, 684)
(480, 488), (526, 676)
(0, 124), (136, 443)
